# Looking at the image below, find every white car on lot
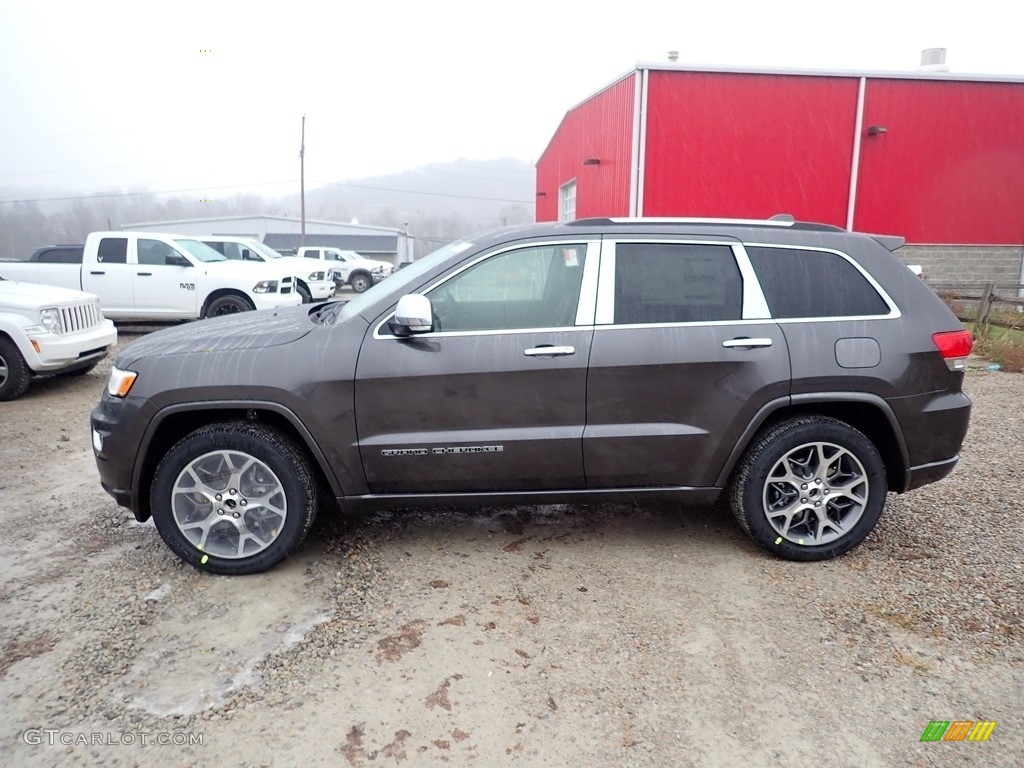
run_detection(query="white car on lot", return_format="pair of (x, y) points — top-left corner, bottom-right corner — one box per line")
(0, 278), (117, 400)
(295, 247), (394, 293)
(199, 237), (335, 303)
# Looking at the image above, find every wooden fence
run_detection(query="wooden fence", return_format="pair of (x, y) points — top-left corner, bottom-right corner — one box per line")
(930, 282), (1024, 335)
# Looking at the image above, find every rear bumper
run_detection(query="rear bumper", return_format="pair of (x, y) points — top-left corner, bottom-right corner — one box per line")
(889, 389), (971, 492)
(905, 455), (959, 491)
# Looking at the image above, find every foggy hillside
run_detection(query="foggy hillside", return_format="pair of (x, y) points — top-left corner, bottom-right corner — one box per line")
(0, 158), (536, 260)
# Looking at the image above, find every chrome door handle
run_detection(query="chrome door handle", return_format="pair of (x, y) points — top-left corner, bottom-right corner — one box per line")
(524, 345), (576, 357)
(722, 337), (773, 349)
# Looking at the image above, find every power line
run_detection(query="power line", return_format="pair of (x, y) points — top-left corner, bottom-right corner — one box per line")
(0, 180), (298, 205)
(1, 179), (536, 207)
(309, 179), (532, 204)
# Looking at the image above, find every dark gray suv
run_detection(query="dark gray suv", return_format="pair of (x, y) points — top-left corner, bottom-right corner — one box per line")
(90, 217), (973, 575)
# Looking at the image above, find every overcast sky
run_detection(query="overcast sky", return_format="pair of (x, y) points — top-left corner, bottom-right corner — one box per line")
(1, 0), (1021, 203)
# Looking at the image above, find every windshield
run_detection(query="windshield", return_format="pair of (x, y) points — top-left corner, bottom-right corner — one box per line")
(175, 239), (227, 262)
(249, 241), (285, 260)
(340, 240), (474, 320)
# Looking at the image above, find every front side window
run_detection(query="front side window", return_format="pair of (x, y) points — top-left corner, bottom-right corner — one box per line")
(426, 244), (588, 332)
(613, 243), (742, 324)
(138, 239), (183, 266)
(746, 246), (890, 318)
(559, 181), (577, 222)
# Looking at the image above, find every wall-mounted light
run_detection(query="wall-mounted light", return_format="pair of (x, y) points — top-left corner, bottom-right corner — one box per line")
(536, 191), (547, 197)
(867, 125), (888, 136)
(582, 157), (601, 166)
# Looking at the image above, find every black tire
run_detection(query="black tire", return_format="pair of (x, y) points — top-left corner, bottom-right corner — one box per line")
(0, 336), (32, 401)
(729, 416), (887, 562)
(297, 283), (312, 303)
(349, 272), (372, 293)
(205, 294), (255, 318)
(149, 422), (319, 575)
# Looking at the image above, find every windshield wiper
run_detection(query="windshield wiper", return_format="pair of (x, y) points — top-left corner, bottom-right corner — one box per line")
(314, 301), (346, 325)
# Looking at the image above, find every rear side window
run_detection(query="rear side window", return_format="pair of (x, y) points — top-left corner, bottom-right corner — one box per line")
(746, 246), (890, 319)
(304, 250), (320, 259)
(35, 247), (82, 264)
(96, 238), (128, 264)
(613, 243), (742, 324)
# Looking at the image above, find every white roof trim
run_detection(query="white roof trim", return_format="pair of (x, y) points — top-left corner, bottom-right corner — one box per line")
(634, 61), (1024, 84)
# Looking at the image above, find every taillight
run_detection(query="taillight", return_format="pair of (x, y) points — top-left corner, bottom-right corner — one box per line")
(932, 330), (973, 371)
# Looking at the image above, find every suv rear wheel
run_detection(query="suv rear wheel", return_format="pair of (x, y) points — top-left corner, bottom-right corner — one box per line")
(150, 422), (318, 575)
(730, 416), (886, 561)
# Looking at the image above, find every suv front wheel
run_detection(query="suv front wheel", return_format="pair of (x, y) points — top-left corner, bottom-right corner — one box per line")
(730, 416), (887, 561)
(150, 422), (319, 575)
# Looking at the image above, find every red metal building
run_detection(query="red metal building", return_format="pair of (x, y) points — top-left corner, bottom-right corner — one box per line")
(536, 64), (1024, 247)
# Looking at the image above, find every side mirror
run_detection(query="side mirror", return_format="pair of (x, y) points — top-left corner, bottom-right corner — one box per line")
(388, 294), (433, 337)
(165, 254), (191, 267)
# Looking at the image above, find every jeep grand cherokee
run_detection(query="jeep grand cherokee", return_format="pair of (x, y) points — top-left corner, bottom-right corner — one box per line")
(90, 217), (972, 575)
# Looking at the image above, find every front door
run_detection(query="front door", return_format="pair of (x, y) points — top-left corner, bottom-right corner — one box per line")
(355, 240), (600, 494)
(133, 238), (199, 318)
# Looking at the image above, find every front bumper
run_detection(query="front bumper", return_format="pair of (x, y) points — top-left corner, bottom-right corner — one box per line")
(91, 392), (149, 517)
(307, 279), (335, 300)
(25, 319), (117, 373)
(251, 292), (303, 311)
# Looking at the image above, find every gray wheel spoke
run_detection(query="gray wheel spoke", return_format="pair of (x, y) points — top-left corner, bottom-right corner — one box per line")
(171, 449), (287, 560)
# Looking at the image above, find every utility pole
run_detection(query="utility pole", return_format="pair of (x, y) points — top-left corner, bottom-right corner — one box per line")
(299, 114), (306, 247)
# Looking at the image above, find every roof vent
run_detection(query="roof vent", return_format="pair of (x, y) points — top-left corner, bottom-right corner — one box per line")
(919, 48), (949, 72)
(668, 50), (679, 63)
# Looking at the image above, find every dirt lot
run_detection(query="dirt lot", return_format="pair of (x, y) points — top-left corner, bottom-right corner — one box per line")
(0, 329), (1021, 767)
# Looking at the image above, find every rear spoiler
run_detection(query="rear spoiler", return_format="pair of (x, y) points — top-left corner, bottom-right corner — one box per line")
(868, 234), (906, 252)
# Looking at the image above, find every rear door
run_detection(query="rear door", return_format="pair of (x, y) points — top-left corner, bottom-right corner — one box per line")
(355, 239), (600, 493)
(584, 237), (791, 489)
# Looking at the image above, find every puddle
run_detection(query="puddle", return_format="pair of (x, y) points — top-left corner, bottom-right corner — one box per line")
(116, 555), (330, 716)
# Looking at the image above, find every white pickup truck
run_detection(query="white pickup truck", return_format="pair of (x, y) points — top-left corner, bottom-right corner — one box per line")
(198, 237), (335, 303)
(0, 278), (117, 400)
(295, 247), (394, 293)
(0, 232), (302, 320)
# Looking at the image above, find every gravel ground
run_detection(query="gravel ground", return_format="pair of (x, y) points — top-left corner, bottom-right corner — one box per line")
(0, 331), (1021, 767)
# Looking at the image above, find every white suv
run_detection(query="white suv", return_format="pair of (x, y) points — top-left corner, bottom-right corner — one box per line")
(0, 278), (117, 400)
(296, 247), (394, 293)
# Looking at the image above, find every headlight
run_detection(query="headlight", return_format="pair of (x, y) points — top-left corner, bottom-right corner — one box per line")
(39, 307), (63, 335)
(308, 271), (325, 281)
(107, 366), (138, 397)
(252, 280), (279, 293)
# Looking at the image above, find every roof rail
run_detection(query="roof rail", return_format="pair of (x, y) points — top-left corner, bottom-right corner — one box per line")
(564, 215), (844, 232)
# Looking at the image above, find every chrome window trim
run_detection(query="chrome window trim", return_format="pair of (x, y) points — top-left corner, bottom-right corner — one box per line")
(742, 242), (902, 320)
(595, 238), (762, 325)
(594, 318), (780, 331)
(373, 239), (601, 340)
